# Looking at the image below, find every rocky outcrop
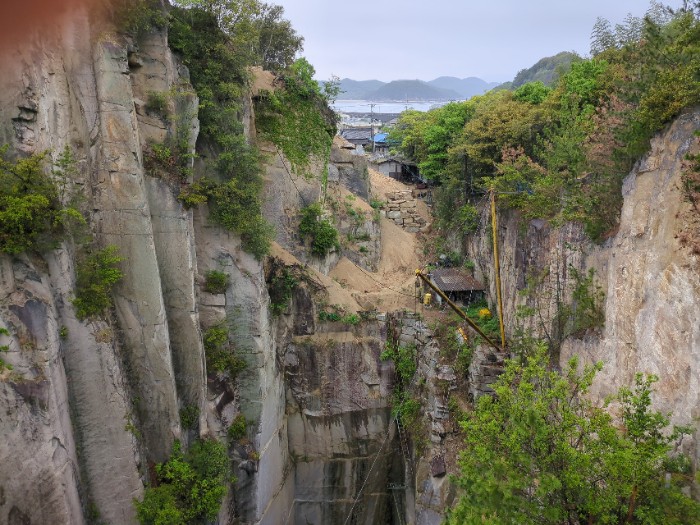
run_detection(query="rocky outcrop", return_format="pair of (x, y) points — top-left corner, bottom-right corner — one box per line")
(566, 111), (700, 429)
(465, 109), (700, 474)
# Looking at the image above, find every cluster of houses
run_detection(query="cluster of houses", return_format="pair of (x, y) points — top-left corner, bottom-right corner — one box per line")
(337, 113), (486, 308)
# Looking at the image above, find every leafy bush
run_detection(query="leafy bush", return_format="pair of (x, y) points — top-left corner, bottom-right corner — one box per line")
(113, 0), (169, 35)
(318, 308), (361, 325)
(0, 327), (11, 372)
(298, 202), (339, 257)
(267, 267), (298, 315)
(203, 325), (246, 378)
(169, 5), (274, 259)
(381, 342), (417, 385)
(391, 391), (421, 428)
(72, 246), (124, 320)
(204, 270), (229, 294)
(135, 439), (230, 525)
(447, 345), (700, 524)
(227, 414), (247, 442)
(256, 58), (337, 178)
(179, 405), (199, 430)
(145, 91), (169, 117)
(0, 147), (85, 254)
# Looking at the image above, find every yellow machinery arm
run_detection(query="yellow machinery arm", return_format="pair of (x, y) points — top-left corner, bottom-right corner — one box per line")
(415, 270), (503, 353)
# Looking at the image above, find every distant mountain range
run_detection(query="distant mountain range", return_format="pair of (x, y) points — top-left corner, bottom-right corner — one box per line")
(330, 53), (579, 102)
(334, 76), (500, 101)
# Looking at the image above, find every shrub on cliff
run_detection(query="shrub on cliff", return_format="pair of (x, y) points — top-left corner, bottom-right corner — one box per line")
(298, 202), (339, 257)
(0, 147), (85, 255)
(72, 246), (125, 320)
(135, 439), (230, 525)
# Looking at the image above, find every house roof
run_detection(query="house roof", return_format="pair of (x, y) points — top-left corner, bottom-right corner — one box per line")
(373, 132), (389, 143)
(340, 128), (373, 141)
(431, 268), (485, 292)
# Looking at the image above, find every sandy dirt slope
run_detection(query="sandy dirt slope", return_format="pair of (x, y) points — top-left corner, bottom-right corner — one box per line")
(271, 168), (432, 314)
(328, 169), (431, 312)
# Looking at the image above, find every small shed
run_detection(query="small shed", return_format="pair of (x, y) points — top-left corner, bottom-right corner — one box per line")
(372, 156), (421, 182)
(430, 268), (485, 306)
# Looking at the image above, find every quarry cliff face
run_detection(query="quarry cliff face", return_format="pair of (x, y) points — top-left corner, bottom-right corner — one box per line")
(0, 6), (698, 525)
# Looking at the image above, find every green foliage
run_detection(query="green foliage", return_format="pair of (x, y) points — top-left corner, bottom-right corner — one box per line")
(318, 309), (361, 325)
(204, 270), (229, 294)
(72, 246), (124, 320)
(203, 325), (246, 378)
(462, 299), (500, 339)
(227, 414), (247, 442)
(513, 81), (552, 104)
(145, 91), (169, 117)
(0, 147), (85, 254)
(135, 439), (230, 525)
(169, 4), (275, 259)
(393, 12), (700, 243)
(568, 267), (605, 334)
(380, 342), (417, 386)
(267, 266), (298, 315)
(0, 327), (11, 372)
(447, 345), (700, 525)
(456, 203), (479, 234)
(256, 58), (337, 178)
(369, 198), (385, 209)
(114, 0), (169, 36)
(179, 405), (199, 430)
(298, 202), (339, 257)
(389, 101), (475, 184)
(391, 390), (421, 428)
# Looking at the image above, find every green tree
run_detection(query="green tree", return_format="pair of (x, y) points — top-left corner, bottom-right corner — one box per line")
(135, 439), (230, 524)
(0, 147), (84, 254)
(254, 4), (303, 72)
(448, 345), (700, 525)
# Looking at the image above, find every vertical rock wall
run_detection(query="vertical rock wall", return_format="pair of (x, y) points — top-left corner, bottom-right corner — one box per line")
(0, 10), (204, 523)
(465, 110), (700, 473)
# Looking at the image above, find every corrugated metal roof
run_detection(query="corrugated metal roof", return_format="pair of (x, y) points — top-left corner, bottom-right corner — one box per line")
(431, 268), (484, 292)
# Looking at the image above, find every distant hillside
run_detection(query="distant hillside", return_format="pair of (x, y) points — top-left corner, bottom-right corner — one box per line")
(336, 78), (385, 99)
(428, 76), (500, 99)
(511, 51), (581, 88)
(365, 80), (461, 101)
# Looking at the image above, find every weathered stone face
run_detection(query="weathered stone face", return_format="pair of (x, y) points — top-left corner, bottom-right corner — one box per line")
(465, 109), (700, 462)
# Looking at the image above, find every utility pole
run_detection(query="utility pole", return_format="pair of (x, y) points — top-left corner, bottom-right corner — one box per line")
(369, 103), (376, 153)
(490, 190), (507, 350)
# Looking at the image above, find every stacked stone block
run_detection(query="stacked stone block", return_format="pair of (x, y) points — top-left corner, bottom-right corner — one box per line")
(382, 191), (427, 233)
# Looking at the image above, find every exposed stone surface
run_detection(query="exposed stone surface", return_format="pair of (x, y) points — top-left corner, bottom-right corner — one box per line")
(465, 109), (700, 477)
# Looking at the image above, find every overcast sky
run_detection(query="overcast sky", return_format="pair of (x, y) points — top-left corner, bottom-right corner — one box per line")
(273, 0), (682, 82)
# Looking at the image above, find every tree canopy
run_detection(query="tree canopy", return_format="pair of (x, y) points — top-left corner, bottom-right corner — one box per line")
(389, 5), (700, 241)
(448, 345), (700, 525)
